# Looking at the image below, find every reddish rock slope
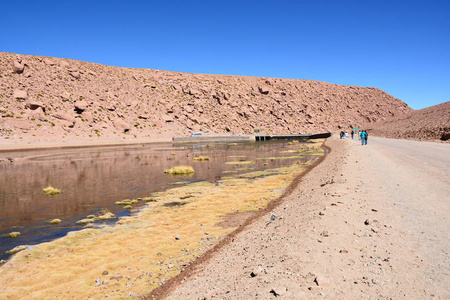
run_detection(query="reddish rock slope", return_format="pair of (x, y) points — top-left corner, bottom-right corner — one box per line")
(0, 52), (412, 145)
(366, 101), (450, 141)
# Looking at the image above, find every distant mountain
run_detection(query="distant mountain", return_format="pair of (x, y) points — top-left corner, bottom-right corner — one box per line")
(366, 101), (450, 141)
(0, 52), (412, 145)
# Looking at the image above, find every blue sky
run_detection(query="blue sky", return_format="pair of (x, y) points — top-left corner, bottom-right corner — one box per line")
(1, 0), (448, 110)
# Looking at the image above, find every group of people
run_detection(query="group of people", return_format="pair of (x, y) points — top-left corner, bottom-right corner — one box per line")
(339, 130), (369, 145)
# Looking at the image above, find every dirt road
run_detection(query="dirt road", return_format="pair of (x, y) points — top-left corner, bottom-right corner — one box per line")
(157, 136), (449, 299)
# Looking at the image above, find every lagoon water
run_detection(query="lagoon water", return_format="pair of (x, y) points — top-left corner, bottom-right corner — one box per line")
(0, 140), (319, 260)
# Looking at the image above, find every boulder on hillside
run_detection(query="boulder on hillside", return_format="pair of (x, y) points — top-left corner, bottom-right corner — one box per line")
(12, 58), (25, 74)
(68, 69), (81, 79)
(43, 58), (56, 66)
(26, 101), (45, 112)
(258, 86), (271, 95)
(114, 118), (131, 132)
(54, 112), (76, 124)
(13, 90), (27, 100)
(74, 100), (88, 113)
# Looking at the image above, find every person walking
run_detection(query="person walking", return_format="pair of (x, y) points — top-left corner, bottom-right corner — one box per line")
(364, 130), (368, 145)
(360, 130), (367, 145)
(351, 130), (354, 139)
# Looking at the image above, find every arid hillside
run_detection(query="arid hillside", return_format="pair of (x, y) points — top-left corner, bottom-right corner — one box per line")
(366, 101), (450, 141)
(0, 52), (412, 145)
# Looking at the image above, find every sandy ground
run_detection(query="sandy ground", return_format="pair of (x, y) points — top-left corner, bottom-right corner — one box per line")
(155, 136), (450, 299)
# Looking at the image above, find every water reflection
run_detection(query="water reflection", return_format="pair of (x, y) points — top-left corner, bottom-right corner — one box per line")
(0, 141), (319, 260)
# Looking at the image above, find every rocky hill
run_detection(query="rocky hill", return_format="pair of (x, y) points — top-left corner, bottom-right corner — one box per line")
(0, 52), (412, 145)
(365, 101), (450, 141)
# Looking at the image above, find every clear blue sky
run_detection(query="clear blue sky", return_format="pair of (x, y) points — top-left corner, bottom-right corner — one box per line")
(1, 0), (448, 110)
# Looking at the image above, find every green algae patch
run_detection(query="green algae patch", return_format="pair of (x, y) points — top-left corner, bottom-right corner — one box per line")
(164, 165), (195, 175)
(96, 209), (116, 221)
(257, 155), (304, 160)
(225, 161), (255, 165)
(43, 186), (62, 195)
(193, 156), (210, 161)
(138, 196), (158, 202)
(8, 232), (20, 238)
(0, 143), (326, 299)
(222, 170), (237, 174)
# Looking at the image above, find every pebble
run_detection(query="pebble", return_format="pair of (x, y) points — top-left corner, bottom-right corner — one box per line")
(364, 219), (372, 225)
(270, 286), (286, 296)
(175, 235), (180, 240)
(102, 270), (109, 275)
(315, 275), (331, 287)
(250, 266), (264, 277)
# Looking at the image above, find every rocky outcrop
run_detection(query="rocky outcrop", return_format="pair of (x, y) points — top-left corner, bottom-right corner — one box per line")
(366, 101), (450, 141)
(0, 52), (413, 144)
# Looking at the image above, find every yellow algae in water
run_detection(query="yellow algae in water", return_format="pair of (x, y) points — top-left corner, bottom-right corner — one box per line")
(8, 232), (20, 238)
(49, 219), (61, 224)
(193, 156), (210, 161)
(164, 165), (195, 175)
(43, 186), (62, 195)
(96, 209), (116, 221)
(225, 161), (255, 165)
(138, 197), (158, 202)
(115, 199), (132, 205)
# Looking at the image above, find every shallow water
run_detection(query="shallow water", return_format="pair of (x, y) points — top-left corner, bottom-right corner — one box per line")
(0, 140), (320, 260)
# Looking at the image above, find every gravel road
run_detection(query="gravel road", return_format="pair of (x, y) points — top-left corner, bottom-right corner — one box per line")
(151, 136), (450, 299)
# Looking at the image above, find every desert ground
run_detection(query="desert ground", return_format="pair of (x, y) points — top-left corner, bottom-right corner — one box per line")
(154, 136), (450, 299)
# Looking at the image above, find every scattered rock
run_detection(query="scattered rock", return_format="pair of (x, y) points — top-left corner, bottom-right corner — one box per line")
(270, 286), (286, 296)
(12, 58), (25, 73)
(113, 118), (131, 132)
(26, 101), (45, 111)
(250, 266), (264, 277)
(74, 100), (88, 112)
(102, 270), (109, 275)
(315, 275), (331, 287)
(175, 235), (181, 240)
(13, 89), (27, 100)
(364, 219), (372, 225)
(110, 275), (123, 281)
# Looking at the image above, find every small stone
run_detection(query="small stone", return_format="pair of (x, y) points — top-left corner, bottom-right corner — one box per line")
(203, 289), (216, 300)
(102, 270), (109, 275)
(175, 235), (180, 240)
(364, 219), (372, 225)
(13, 90), (27, 100)
(320, 231), (329, 237)
(250, 266), (264, 277)
(314, 275), (331, 287)
(270, 286), (286, 296)
(371, 208), (378, 212)
(319, 211), (325, 216)
(339, 249), (348, 253)
(110, 275), (123, 281)
(95, 278), (102, 287)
